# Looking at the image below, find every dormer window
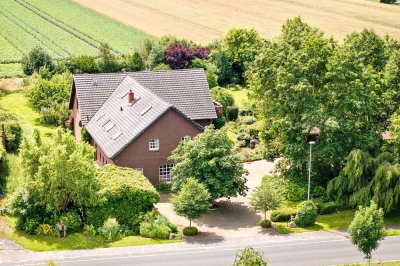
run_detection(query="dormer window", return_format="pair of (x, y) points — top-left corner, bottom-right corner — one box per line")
(149, 139), (159, 151)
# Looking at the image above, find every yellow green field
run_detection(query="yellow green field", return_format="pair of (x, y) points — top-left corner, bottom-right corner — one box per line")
(75, 0), (400, 44)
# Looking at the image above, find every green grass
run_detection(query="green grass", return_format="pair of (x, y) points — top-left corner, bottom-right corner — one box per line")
(0, 92), (56, 137)
(9, 231), (179, 252)
(0, 64), (23, 78)
(275, 209), (400, 234)
(0, 0), (152, 78)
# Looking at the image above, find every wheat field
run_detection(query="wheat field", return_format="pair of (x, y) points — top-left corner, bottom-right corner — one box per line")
(74, 0), (400, 44)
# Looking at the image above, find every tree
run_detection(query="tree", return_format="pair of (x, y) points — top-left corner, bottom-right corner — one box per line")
(170, 126), (247, 200)
(210, 87), (235, 111)
(233, 246), (267, 266)
(348, 201), (385, 265)
(124, 52), (145, 71)
(98, 43), (121, 72)
(171, 178), (210, 227)
(250, 184), (281, 220)
(165, 43), (194, 69)
(222, 28), (265, 81)
(19, 129), (98, 214)
(21, 47), (54, 75)
(210, 49), (235, 86)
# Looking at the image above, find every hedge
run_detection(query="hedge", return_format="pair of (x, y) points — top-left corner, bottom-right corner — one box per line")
(86, 165), (160, 229)
(319, 202), (337, 215)
(270, 208), (297, 222)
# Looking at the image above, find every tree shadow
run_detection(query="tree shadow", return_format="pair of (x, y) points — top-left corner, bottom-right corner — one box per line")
(182, 231), (225, 244)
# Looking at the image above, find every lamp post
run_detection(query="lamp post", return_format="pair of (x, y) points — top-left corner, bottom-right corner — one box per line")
(307, 126), (320, 201)
(308, 141), (315, 201)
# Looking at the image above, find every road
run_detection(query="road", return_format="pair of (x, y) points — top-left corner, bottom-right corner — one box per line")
(4, 236), (400, 266)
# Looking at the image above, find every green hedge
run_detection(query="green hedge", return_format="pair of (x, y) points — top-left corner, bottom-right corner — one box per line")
(86, 165), (160, 229)
(319, 202), (337, 215)
(270, 208), (297, 222)
(183, 226), (198, 236)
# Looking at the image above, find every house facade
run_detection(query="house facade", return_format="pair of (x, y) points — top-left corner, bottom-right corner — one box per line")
(69, 69), (218, 184)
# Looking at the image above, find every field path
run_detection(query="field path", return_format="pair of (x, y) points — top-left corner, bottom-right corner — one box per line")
(74, 0), (400, 43)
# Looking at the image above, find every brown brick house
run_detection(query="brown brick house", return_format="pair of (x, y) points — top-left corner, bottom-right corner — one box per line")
(69, 69), (217, 184)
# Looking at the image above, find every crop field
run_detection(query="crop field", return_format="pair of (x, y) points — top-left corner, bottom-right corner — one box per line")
(0, 0), (151, 77)
(75, 0), (400, 44)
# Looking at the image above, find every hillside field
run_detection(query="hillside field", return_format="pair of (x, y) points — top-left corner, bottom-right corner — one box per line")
(0, 0), (151, 78)
(75, 0), (400, 44)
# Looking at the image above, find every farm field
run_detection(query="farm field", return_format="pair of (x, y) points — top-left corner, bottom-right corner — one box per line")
(74, 0), (400, 44)
(0, 0), (151, 77)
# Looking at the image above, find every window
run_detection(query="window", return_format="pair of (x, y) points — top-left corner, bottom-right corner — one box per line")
(149, 139), (159, 151)
(159, 164), (174, 183)
(181, 136), (192, 142)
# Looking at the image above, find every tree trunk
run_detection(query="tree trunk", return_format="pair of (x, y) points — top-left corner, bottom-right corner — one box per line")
(189, 219), (191, 227)
(264, 211), (267, 220)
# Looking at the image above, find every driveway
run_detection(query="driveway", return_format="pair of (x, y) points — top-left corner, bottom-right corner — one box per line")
(155, 160), (276, 241)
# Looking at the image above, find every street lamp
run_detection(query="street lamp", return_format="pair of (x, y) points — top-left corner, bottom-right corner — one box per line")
(308, 141), (315, 201)
(307, 126), (320, 201)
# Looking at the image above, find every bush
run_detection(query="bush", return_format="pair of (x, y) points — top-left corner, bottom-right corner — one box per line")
(205, 68), (218, 88)
(139, 211), (177, 239)
(84, 224), (97, 237)
(182, 226), (198, 236)
(24, 217), (41, 235)
(86, 165), (160, 229)
(270, 208), (297, 222)
(2, 121), (22, 152)
(242, 116), (257, 125)
(210, 87), (235, 112)
(226, 106), (239, 121)
(22, 47), (54, 75)
(124, 52), (145, 72)
(68, 55), (99, 74)
(295, 201), (318, 227)
(36, 224), (56, 236)
(319, 202), (337, 215)
(258, 219), (272, 228)
(153, 63), (171, 71)
(99, 218), (121, 241)
(213, 116), (226, 129)
(155, 182), (172, 193)
(59, 211), (81, 232)
(40, 103), (70, 126)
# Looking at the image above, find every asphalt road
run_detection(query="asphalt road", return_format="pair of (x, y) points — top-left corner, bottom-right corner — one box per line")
(8, 236), (400, 266)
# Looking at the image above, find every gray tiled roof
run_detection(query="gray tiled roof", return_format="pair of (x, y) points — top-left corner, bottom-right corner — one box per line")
(72, 69), (217, 125)
(85, 76), (203, 159)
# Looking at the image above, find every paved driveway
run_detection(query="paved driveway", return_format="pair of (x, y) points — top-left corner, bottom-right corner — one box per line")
(155, 160), (276, 241)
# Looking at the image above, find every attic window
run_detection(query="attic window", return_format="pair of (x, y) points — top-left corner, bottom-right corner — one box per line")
(140, 106), (152, 116)
(103, 122), (115, 132)
(112, 131), (123, 140)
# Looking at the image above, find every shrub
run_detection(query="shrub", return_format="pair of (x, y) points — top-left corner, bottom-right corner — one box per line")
(124, 52), (145, 72)
(295, 201), (318, 227)
(226, 106), (239, 121)
(84, 224), (97, 237)
(319, 202), (337, 215)
(139, 211), (177, 239)
(182, 226), (198, 236)
(2, 121), (22, 152)
(233, 246), (267, 266)
(210, 87), (235, 112)
(40, 103), (70, 126)
(242, 116), (257, 125)
(22, 47), (54, 75)
(165, 43), (194, 69)
(87, 165), (159, 229)
(212, 116), (226, 129)
(258, 219), (272, 228)
(153, 63), (171, 71)
(59, 211), (81, 232)
(155, 182), (172, 193)
(98, 43), (121, 73)
(24, 217), (41, 235)
(99, 218), (121, 241)
(68, 55), (99, 74)
(36, 224), (56, 236)
(205, 68), (218, 88)
(270, 208), (297, 222)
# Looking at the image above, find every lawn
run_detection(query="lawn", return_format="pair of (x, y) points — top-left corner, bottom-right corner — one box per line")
(275, 209), (400, 234)
(229, 90), (248, 109)
(0, 92), (56, 138)
(0, 216), (179, 252)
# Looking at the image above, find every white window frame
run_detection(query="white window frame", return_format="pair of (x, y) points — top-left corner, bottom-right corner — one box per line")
(181, 136), (192, 142)
(159, 164), (174, 183)
(149, 138), (159, 151)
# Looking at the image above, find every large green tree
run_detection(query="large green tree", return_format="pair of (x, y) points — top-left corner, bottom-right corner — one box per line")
(19, 130), (98, 214)
(348, 201), (385, 265)
(170, 126), (247, 200)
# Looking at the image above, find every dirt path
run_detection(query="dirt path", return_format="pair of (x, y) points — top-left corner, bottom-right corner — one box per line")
(74, 0), (400, 44)
(155, 160), (275, 240)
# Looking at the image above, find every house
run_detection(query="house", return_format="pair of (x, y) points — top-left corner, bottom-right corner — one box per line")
(69, 69), (218, 184)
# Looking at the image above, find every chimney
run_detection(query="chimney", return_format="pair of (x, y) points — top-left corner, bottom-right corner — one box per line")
(128, 90), (134, 103)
